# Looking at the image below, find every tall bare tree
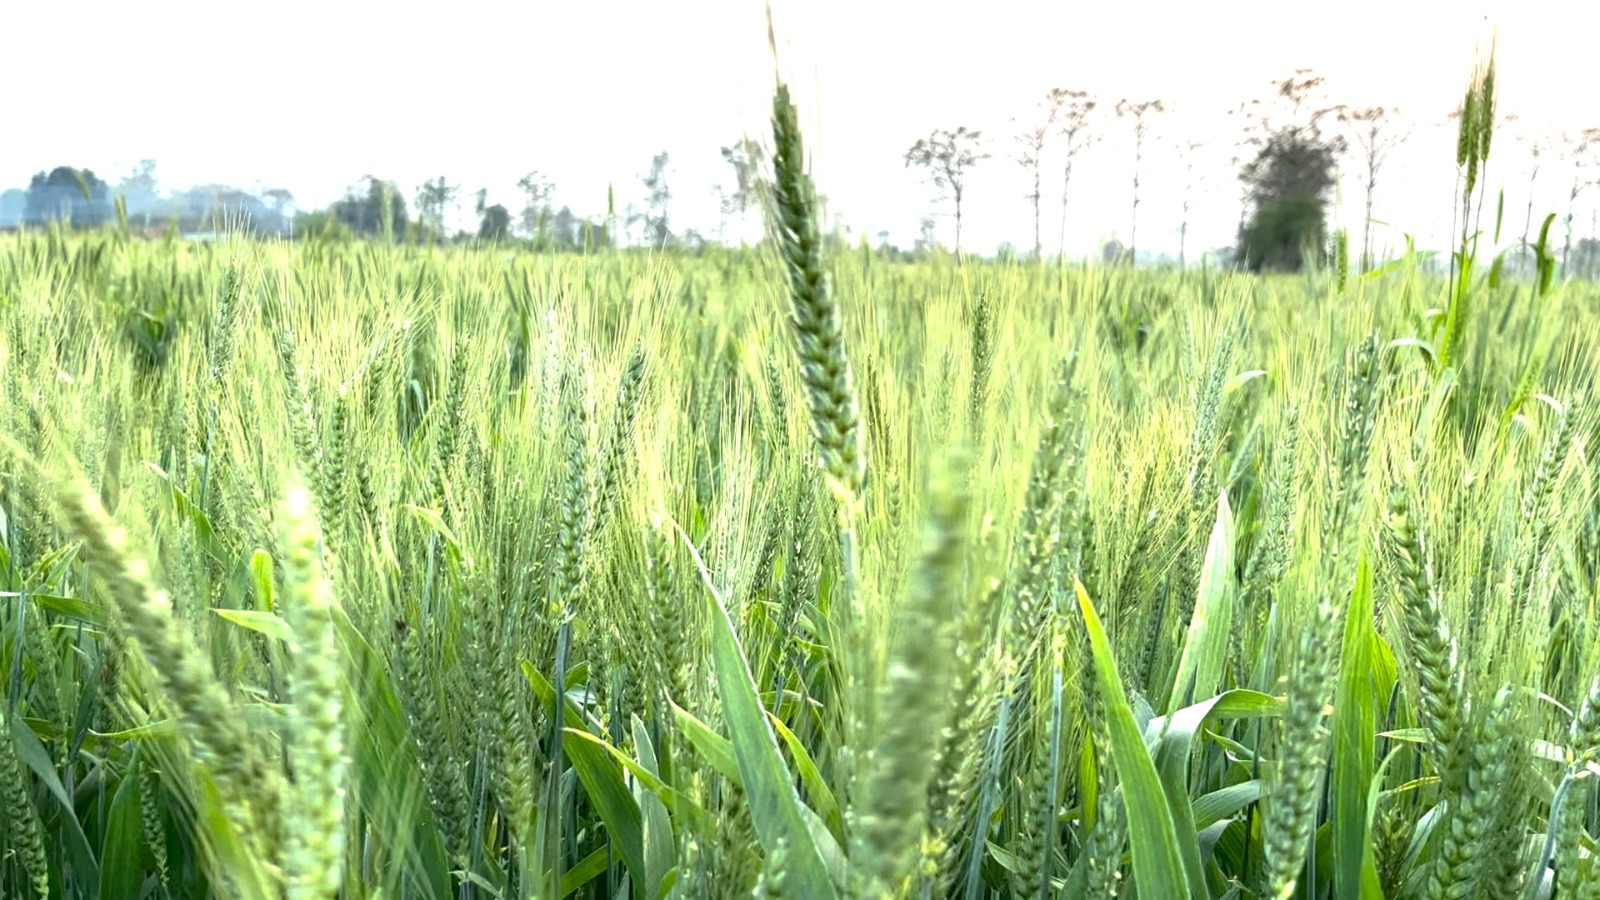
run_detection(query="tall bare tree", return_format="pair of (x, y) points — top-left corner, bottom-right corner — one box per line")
(1339, 105), (1409, 270)
(1013, 96), (1060, 261)
(1050, 89), (1098, 261)
(905, 127), (989, 260)
(1013, 115), (1050, 261)
(1117, 98), (1166, 263)
(1175, 138), (1211, 269)
(1505, 115), (1553, 255)
(1559, 128), (1600, 274)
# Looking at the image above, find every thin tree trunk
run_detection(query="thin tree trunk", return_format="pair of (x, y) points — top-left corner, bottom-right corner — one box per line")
(1522, 181), (1535, 251)
(1362, 184), (1375, 272)
(1130, 135), (1142, 264)
(1563, 188), (1575, 275)
(1059, 162), (1073, 263)
(1032, 164), (1042, 262)
(955, 190), (964, 263)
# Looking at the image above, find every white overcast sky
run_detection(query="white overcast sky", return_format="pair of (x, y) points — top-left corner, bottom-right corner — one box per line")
(4, 0), (1598, 257)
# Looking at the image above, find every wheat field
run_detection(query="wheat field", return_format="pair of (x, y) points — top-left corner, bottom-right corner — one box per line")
(1, 81), (1599, 900)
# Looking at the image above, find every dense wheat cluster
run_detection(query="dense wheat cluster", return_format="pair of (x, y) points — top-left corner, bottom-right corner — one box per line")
(2, 79), (1600, 900)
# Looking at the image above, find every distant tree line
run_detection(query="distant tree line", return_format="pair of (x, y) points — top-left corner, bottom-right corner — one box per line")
(0, 161), (296, 236)
(7, 91), (1595, 275)
(0, 139), (778, 256)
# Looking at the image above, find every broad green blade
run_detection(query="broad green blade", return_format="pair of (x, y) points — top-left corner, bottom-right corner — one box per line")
(1332, 553), (1382, 899)
(769, 711), (845, 845)
(564, 729), (648, 889)
(1194, 781), (1263, 830)
(211, 608), (291, 642)
(631, 716), (676, 899)
(560, 846), (611, 898)
(10, 712), (100, 888)
(1075, 578), (1189, 900)
(562, 728), (717, 837)
(522, 661), (589, 731)
(144, 460), (228, 566)
(671, 702), (741, 787)
(28, 592), (108, 627)
(682, 528), (840, 899)
(100, 769), (144, 900)
(249, 549), (275, 613)
(1149, 688), (1277, 898)
(1169, 490), (1235, 713)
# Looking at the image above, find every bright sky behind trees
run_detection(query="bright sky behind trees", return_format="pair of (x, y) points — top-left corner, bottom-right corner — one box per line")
(5, 0), (1597, 257)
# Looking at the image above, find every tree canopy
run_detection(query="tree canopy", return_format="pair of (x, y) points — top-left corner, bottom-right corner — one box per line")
(23, 167), (111, 227)
(329, 177), (410, 238)
(1235, 75), (1345, 273)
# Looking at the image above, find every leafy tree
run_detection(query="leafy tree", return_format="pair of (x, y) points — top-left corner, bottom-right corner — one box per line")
(168, 185), (285, 234)
(640, 153), (673, 247)
(1235, 71), (1344, 272)
(905, 126), (988, 259)
(1227, 100), (1267, 237)
(718, 138), (765, 245)
(0, 189), (24, 227)
(915, 215), (938, 256)
(1238, 131), (1341, 271)
(292, 210), (352, 242)
(1116, 98), (1165, 262)
(622, 201), (641, 246)
(330, 176), (408, 238)
(263, 189), (296, 219)
(1573, 235), (1600, 280)
(24, 167), (112, 227)
(548, 206), (580, 249)
(1049, 89), (1098, 261)
(415, 176), (458, 238)
(478, 204), (512, 241)
(117, 159), (162, 223)
(1340, 106), (1409, 270)
(121, 159), (158, 193)
(516, 172), (555, 240)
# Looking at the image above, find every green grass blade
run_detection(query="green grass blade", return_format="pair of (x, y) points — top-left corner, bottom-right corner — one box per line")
(769, 710), (845, 845)
(99, 768), (144, 900)
(10, 712), (100, 889)
(630, 716), (676, 899)
(564, 729), (648, 891)
(1075, 577), (1189, 900)
(1150, 688), (1276, 898)
(562, 728), (717, 837)
(560, 846), (611, 898)
(670, 702), (741, 786)
(210, 608), (291, 642)
(1169, 490), (1235, 712)
(1194, 781), (1263, 830)
(680, 527), (840, 899)
(1331, 553), (1381, 899)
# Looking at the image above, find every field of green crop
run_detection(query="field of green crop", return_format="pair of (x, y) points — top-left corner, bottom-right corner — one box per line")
(3, 83), (1600, 900)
